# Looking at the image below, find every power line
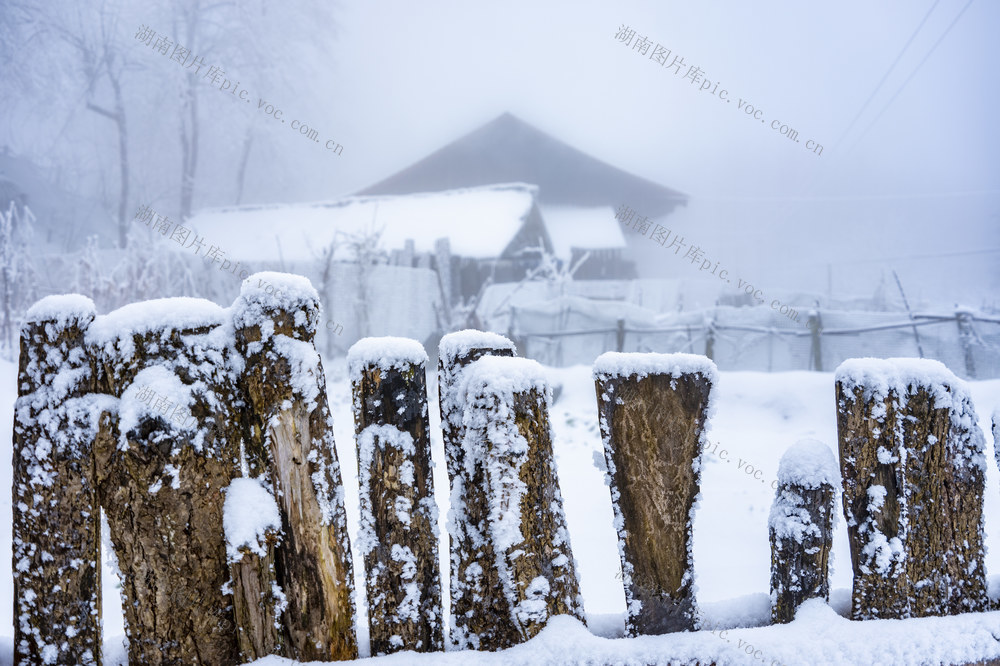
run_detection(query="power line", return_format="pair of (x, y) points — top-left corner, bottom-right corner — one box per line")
(850, 0), (974, 150)
(686, 189), (1000, 202)
(833, 0), (940, 152)
(831, 247), (1000, 266)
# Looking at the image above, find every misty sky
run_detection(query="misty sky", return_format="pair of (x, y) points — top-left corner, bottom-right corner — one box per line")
(310, 0), (998, 305)
(4, 0), (998, 306)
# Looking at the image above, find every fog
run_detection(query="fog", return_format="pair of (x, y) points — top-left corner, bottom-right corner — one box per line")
(1, 0), (997, 304)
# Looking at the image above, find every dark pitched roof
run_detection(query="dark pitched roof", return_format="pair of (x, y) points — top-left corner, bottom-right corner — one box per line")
(357, 113), (687, 218)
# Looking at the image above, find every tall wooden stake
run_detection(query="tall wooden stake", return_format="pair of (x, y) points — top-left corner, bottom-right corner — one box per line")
(349, 336), (442, 655)
(594, 351), (716, 635)
(13, 296), (103, 665)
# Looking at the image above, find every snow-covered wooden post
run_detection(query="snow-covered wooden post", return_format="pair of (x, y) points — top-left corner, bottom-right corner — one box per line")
(13, 296), (104, 665)
(437, 330), (516, 649)
(461, 356), (585, 647)
(349, 337), (443, 655)
(86, 297), (244, 665)
(769, 439), (838, 624)
(233, 272), (357, 661)
(836, 358), (989, 620)
(224, 477), (284, 660)
(594, 352), (717, 635)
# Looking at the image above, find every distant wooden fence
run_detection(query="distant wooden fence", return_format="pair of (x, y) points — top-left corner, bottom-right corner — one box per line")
(12, 277), (995, 664)
(509, 305), (1000, 379)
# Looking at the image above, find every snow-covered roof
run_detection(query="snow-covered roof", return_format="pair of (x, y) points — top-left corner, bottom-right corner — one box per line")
(186, 183), (538, 262)
(541, 205), (627, 258)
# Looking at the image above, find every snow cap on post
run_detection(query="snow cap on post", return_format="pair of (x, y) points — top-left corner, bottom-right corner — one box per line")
(87, 296), (226, 343)
(835, 357), (973, 409)
(462, 355), (548, 404)
(233, 271), (321, 340)
(439, 329), (516, 367)
(593, 351), (718, 383)
(24, 293), (96, 329)
(776, 438), (840, 490)
(347, 336), (428, 384)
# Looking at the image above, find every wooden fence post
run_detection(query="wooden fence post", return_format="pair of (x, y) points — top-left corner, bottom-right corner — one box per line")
(808, 311), (823, 371)
(461, 355), (585, 646)
(704, 317), (715, 361)
(86, 296), (243, 665)
(349, 336), (442, 655)
(13, 296), (103, 665)
(836, 358), (989, 620)
(437, 330), (516, 650)
(594, 351), (716, 635)
(769, 439), (838, 624)
(956, 309), (977, 379)
(616, 318), (626, 352)
(233, 273), (357, 661)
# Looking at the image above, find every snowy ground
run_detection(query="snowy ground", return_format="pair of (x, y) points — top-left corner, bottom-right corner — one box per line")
(2, 359), (1000, 664)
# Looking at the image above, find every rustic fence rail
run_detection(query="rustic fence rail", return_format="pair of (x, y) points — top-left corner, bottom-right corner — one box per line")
(510, 306), (1000, 378)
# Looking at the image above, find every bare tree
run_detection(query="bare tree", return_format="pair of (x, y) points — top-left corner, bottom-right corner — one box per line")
(0, 201), (37, 356)
(338, 224), (386, 339)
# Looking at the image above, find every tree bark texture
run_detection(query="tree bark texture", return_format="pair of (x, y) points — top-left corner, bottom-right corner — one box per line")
(230, 526), (282, 660)
(769, 483), (835, 624)
(594, 353), (715, 636)
(350, 339), (442, 655)
(836, 359), (989, 621)
(13, 298), (102, 665)
(462, 356), (585, 649)
(89, 302), (243, 665)
(436, 331), (516, 650)
(234, 277), (357, 661)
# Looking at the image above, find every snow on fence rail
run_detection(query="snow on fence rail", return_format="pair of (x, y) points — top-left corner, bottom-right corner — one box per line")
(11, 281), (998, 664)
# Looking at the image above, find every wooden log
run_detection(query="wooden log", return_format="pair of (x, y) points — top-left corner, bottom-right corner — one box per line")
(224, 477), (284, 660)
(87, 297), (244, 665)
(768, 439), (838, 624)
(233, 272), (357, 661)
(349, 337), (443, 655)
(836, 358), (989, 620)
(461, 356), (585, 647)
(437, 330), (516, 650)
(594, 351), (717, 635)
(13, 296), (103, 665)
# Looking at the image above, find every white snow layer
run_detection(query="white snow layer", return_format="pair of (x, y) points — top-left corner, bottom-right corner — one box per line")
(347, 336), (428, 383)
(835, 357), (969, 406)
(246, 602), (1000, 665)
(86, 297), (226, 350)
(117, 367), (197, 439)
(240, 271), (320, 308)
(776, 439), (840, 489)
(187, 183), (538, 262)
(23, 294), (95, 327)
(541, 205), (627, 258)
(593, 351), (718, 385)
(231, 272), (322, 336)
(461, 356), (548, 404)
(438, 329), (516, 366)
(223, 477), (281, 563)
